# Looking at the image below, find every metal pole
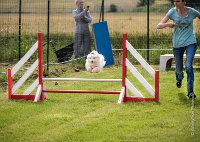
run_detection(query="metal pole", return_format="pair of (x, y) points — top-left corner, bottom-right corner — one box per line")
(18, 0), (22, 60)
(102, 0), (104, 21)
(99, 0), (104, 22)
(147, 0), (150, 62)
(47, 0), (50, 75)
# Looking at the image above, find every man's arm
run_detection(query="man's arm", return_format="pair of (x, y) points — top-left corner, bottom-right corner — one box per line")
(72, 10), (85, 21)
(83, 11), (92, 23)
(83, 6), (92, 23)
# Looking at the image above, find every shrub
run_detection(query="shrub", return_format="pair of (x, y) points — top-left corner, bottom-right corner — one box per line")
(109, 4), (118, 12)
(137, 0), (155, 7)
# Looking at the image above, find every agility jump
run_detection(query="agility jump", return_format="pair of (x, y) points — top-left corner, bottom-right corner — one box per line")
(7, 32), (159, 103)
(118, 33), (159, 103)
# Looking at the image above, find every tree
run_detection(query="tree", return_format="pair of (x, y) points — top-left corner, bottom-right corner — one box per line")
(137, 0), (155, 7)
(109, 4), (118, 12)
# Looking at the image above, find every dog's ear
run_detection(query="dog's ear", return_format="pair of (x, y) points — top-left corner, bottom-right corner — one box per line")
(91, 50), (96, 55)
(86, 53), (91, 60)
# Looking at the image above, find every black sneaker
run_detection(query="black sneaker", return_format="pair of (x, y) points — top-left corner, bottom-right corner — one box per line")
(187, 92), (196, 99)
(176, 81), (182, 88)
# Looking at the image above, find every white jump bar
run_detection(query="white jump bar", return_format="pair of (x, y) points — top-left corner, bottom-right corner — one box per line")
(43, 78), (122, 82)
(12, 41), (38, 77)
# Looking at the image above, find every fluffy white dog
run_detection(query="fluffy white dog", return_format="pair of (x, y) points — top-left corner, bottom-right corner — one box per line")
(85, 50), (106, 73)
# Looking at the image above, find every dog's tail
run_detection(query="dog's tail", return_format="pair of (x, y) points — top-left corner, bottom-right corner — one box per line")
(103, 61), (106, 67)
(99, 54), (106, 67)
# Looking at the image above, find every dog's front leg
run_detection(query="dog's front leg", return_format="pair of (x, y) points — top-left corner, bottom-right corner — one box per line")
(92, 67), (101, 73)
(86, 66), (92, 72)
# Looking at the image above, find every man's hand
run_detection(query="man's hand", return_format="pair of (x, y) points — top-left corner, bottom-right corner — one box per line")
(85, 6), (89, 12)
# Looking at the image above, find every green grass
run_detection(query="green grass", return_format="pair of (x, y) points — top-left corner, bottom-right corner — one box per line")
(0, 65), (200, 142)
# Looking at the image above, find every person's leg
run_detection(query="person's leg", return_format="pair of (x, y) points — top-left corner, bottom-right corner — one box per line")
(185, 43), (197, 98)
(83, 32), (91, 56)
(72, 33), (83, 58)
(77, 33), (84, 57)
(173, 47), (185, 87)
(72, 33), (78, 58)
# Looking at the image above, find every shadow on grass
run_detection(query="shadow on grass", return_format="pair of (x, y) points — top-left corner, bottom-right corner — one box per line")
(166, 67), (200, 72)
(178, 92), (200, 107)
(194, 68), (200, 71)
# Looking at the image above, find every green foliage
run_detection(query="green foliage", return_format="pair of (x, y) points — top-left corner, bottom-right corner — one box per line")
(109, 4), (118, 12)
(137, 0), (155, 7)
(0, 72), (7, 83)
(0, 34), (18, 62)
(1, 33), (199, 66)
(133, 3), (173, 12)
(168, 0), (200, 8)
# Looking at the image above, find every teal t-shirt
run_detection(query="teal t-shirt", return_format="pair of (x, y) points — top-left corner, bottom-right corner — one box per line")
(166, 7), (200, 48)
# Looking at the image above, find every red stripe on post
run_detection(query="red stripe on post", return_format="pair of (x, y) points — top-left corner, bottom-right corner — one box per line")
(125, 97), (156, 102)
(38, 32), (44, 100)
(7, 68), (12, 99)
(38, 32), (43, 85)
(154, 70), (159, 102)
(11, 95), (35, 100)
(122, 33), (127, 102)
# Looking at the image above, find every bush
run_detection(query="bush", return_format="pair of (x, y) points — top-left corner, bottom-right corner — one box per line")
(109, 4), (118, 12)
(168, 0), (200, 8)
(1, 33), (199, 65)
(137, 0), (155, 7)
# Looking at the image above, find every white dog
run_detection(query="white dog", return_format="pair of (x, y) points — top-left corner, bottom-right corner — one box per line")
(85, 50), (106, 73)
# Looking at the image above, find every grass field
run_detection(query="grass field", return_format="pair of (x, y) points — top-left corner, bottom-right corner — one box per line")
(0, 12), (167, 34)
(1, 12), (199, 35)
(0, 0), (138, 13)
(0, 65), (200, 142)
(1, 0), (200, 35)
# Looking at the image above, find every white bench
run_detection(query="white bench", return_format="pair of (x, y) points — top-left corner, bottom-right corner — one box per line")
(160, 54), (200, 71)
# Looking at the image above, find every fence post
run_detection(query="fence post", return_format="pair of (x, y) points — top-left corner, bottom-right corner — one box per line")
(46, 0), (50, 76)
(18, 0), (22, 60)
(147, 0), (150, 63)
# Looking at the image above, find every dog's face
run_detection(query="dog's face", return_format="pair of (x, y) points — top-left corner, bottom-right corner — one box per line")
(86, 51), (100, 65)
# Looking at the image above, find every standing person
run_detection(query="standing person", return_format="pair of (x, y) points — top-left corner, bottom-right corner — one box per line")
(72, 0), (92, 59)
(157, 0), (200, 99)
